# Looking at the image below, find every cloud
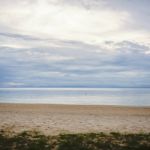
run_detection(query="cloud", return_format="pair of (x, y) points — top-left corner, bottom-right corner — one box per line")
(0, 37), (150, 87)
(0, 0), (150, 87)
(0, 0), (144, 44)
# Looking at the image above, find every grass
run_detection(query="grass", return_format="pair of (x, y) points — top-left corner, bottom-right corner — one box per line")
(0, 129), (150, 150)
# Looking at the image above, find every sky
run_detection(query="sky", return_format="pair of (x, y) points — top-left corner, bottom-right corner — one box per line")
(0, 0), (150, 88)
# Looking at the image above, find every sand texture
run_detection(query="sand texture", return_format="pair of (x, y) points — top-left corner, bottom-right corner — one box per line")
(0, 104), (150, 135)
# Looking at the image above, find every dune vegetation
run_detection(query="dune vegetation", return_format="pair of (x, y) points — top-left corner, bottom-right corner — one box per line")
(0, 129), (150, 150)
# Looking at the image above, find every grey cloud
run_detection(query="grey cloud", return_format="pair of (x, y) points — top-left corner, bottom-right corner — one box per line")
(0, 32), (41, 41)
(0, 38), (150, 87)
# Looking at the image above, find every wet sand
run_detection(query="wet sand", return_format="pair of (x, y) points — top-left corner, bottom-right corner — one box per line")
(0, 103), (150, 135)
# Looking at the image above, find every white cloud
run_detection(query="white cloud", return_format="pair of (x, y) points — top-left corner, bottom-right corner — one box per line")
(6, 82), (25, 87)
(1, 0), (147, 45)
(145, 51), (150, 55)
(0, 0), (149, 51)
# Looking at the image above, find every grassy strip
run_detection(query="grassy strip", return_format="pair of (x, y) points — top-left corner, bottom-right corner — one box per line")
(0, 129), (150, 150)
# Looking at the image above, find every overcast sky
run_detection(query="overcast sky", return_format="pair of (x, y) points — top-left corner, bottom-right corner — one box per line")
(0, 0), (150, 88)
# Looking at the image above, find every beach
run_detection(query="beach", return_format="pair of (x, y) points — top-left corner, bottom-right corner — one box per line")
(0, 103), (150, 135)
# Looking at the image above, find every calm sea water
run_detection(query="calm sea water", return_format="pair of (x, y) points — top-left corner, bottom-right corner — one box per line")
(0, 88), (150, 106)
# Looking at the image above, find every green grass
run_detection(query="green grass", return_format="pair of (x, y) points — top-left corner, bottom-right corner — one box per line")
(0, 129), (150, 150)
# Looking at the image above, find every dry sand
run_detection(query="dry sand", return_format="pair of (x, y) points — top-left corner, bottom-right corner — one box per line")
(0, 103), (150, 135)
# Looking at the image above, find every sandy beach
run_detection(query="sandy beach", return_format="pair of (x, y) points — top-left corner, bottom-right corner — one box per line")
(0, 103), (150, 135)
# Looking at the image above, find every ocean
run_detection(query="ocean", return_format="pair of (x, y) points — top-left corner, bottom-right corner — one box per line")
(0, 88), (150, 106)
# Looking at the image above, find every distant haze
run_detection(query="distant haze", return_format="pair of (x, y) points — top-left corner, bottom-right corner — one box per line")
(0, 0), (150, 88)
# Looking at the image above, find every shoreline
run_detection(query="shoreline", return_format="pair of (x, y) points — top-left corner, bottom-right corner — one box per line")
(0, 103), (150, 135)
(0, 102), (150, 107)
